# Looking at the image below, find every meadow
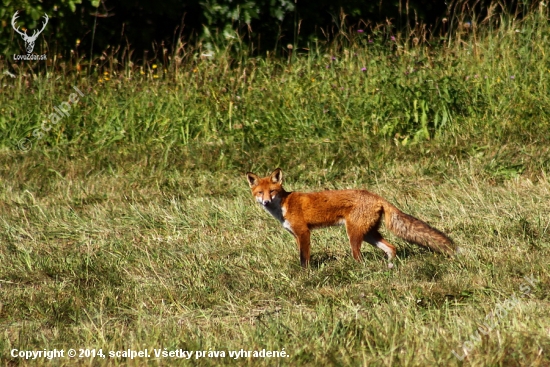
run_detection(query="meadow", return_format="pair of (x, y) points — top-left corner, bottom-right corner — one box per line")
(1, 5), (549, 366)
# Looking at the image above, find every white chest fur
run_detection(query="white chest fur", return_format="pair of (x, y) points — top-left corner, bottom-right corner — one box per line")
(262, 197), (284, 223)
(262, 199), (295, 235)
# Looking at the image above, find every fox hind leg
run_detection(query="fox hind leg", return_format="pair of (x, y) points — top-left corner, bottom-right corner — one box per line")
(364, 230), (397, 268)
(345, 224), (366, 262)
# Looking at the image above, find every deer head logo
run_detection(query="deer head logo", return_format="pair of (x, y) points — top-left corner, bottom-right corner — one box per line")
(11, 11), (49, 54)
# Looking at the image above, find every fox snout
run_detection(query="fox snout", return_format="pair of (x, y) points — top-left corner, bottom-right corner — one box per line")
(257, 196), (272, 206)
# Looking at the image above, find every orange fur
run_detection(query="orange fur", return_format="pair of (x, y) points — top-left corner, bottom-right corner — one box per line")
(246, 168), (455, 268)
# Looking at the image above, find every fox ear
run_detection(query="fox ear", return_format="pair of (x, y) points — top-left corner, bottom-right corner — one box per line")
(246, 172), (260, 187)
(270, 168), (283, 184)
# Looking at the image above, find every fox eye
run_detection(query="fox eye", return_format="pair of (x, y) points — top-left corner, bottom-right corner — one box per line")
(270, 190), (276, 194)
(258, 191), (263, 195)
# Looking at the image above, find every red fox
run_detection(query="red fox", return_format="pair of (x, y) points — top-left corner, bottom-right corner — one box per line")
(246, 168), (455, 268)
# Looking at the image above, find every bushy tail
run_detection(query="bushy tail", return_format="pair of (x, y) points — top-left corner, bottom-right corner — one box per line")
(382, 201), (455, 255)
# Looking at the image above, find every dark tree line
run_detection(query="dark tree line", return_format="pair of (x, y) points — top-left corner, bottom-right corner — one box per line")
(1, 0), (533, 60)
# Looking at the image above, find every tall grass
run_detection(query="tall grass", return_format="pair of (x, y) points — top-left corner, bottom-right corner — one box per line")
(0, 4), (549, 367)
(1, 4), (548, 157)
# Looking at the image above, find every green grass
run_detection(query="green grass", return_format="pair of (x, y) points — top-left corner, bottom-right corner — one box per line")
(2, 6), (550, 155)
(0, 152), (549, 366)
(1, 6), (549, 367)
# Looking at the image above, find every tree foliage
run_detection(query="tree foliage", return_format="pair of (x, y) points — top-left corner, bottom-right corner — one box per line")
(0, 0), (532, 60)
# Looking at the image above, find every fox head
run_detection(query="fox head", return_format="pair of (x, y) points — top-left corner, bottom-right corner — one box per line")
(246, 168), (284, 206)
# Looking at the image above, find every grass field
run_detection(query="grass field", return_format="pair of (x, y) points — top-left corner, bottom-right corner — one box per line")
(1, 5), (549, 366)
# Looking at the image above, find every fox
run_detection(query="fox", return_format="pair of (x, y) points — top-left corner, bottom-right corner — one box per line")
(246, 168), (455, 268)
